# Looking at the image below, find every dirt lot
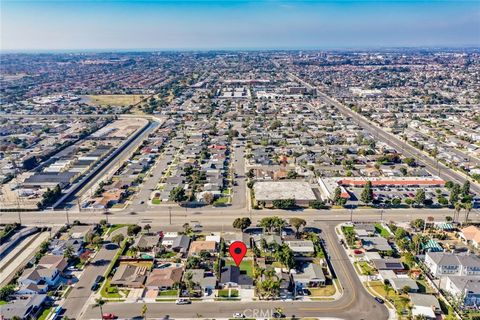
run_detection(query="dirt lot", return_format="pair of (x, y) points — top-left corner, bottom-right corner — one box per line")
(84, 95), (145, 106)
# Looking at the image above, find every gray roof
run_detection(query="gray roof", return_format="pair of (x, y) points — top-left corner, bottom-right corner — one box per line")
(426, 252), (480, 268)
(220, 266), (253, 286)
(134, 234), (160, 249)
(172, 235), (191, 253)
(447, 276), (480, 293)
(371, 258), (404, 270)
(390, 278), (419, 291)
(293, 263), (325, 283)
(360, 236), (392, 252)
(0, 294), (47, 319)
(409, 293), (441, 309)
(183, 269), (216, 289)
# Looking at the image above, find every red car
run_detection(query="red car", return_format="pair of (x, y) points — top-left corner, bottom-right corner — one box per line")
(102, 314), (116, 319)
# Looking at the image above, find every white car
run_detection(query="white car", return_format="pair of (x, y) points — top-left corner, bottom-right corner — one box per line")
(175, 298), (191, 305)
(232, 313), (245, 319)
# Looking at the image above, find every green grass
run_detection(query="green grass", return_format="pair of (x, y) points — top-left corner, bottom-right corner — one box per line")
(374, 223), (391, 238)
(0, 300), (7, 305)
(355, 261), (375, 275)
(218, 289), (239, 298)
(342, 226), (354, 233)
(158, 289), (178, 296)
(100, 279), (122, 298)
(225, 259), (253, 277)
(213, 197), (229, 206)
(106, 224), (130, 236)
(308, 285), (336, 297)
(38, 307), (53, 320)
(152, 198), (161, 205)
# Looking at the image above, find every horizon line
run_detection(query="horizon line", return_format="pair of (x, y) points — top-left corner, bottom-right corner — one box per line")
(2, 45), (480, 54)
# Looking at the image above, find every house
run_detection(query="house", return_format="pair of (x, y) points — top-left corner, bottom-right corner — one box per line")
(444, 276), (480, 307)
(110, 264), (148, 288)
(409, 293), (441, 319)
(219, 266), (253, 288)
(360, 236), (393, 252)
(253, 234), (282, 248)
(182, 269), (217, 295)
(37, 255), (68, 273)
(460, 225), (480, 248)
(371, 258), (405, 271)
(145, 264), (184, 290)
(188, 241), (217, 256)
(134, 234), (160, 251)
(161, 232), (179, 247)
(0, 294), (47, 320)
(222, 232), (251, 248)
(18, 265), (62, 288)
(355, 223), (376, 234)
(292, 263), (326, 288)
(16, 282), (48, 295)
(285, 240), (315, 256)
(425, 252), (480, 277)
(49, 238), (83, 256)
(171, 235), (191, 255)
(390, 277), (419, 293)
(69, 225), (95, 239)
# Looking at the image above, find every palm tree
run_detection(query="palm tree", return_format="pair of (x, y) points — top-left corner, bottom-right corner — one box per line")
(464, 202), (473, 225)
(454, 202), (462, 223)
(94, 298), (105, 319)
(383, 284), (392, 301)
(141, 303), (148, 319)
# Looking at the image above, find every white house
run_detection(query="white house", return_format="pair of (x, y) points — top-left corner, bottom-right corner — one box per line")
(424, 252), (480, 277)
(444, 276), (480, 307)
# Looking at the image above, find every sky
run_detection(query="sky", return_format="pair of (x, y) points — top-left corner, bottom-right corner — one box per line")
(1, 0), (479, 51)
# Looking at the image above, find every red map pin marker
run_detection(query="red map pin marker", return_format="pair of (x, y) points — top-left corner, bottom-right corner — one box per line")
(229, 241), (247, 266)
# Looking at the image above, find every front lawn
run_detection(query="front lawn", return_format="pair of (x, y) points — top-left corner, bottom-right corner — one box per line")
(100, 279), (123, 298)
(308, 285), (336, 297)
(355, 261), (375, 275)
(158, 289), (178, 296)
(213, 197), (229, 206)
(218, 289), (239, 298)
(38, 307), (53, 320)
(374, 223), (391, 238)
(106, 224), (130, 236)
(152, 198), (161, 205)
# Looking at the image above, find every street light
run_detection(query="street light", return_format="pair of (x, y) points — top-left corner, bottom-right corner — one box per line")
(65, 207), (70, 225)
(168, 206), (172, 225)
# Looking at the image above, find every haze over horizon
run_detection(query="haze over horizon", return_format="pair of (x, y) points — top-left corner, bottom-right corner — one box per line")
(1, 0), (479, 51)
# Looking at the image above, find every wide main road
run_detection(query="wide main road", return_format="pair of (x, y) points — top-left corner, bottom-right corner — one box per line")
(81, 222), (388, 320)
(3, 206), (480, 229)
(289, 73), (480, 196)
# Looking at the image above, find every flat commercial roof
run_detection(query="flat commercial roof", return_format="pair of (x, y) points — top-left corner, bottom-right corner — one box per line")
(254, 181), (316, 201)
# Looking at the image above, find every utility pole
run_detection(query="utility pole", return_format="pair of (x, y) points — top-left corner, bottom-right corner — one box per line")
(380, 208), (384, 222)
(350, 207), (353, 223)
(65, 207), (70, 225)
(168, 206), (172, 225)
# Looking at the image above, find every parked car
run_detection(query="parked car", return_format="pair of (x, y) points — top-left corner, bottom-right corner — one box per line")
(232, 313), (245, 318)
(175, 298), (191, 305)
(102, 313), (117, 319)
(374, 297), (385, 304)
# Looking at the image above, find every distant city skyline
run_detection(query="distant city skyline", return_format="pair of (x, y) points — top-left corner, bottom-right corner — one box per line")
(1, 0), (480, 51)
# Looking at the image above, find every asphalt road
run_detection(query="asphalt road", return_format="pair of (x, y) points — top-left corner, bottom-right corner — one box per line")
(81, 222), (388, 320)
(231, 143), (247, 209)
(62, 229), (124, 319)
